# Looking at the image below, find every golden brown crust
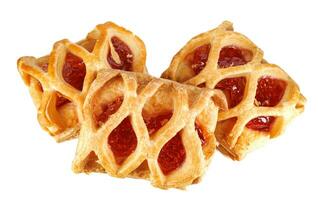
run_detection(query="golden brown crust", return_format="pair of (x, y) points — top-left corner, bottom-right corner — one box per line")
(72, 69), (227, 189)
(17, 22), (147, 142)
(161, 21), (306, 160)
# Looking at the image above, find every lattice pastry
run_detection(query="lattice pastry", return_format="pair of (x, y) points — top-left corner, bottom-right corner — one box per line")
(162, 21), (305, 160)
(18, 22), (147, 142)
(72, 69), (227, 189)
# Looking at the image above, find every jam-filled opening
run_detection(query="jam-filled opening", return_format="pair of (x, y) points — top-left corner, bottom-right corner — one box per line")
(93, 97), (123, 128)
(218, 45), (253, 68)
(140, 85), (190, 175)
(142, 113), (206, 174)
(83, 151), (104, 172)
(143, 112), (173, 136)
(215, 76), (247, 109)
(255, 76), (287, 107)
(91, 75), (124, 129)
(157, 132), (186, 175)
(62, 52), (86, 91)
(185, 44), (211, 75)
(195, 122), (207, 146)
(108, 117), (137, 165)
(107, 36), (133, 71)
(197, 82), (206, 88)
(141, 84), (174, 136)
(246, 116), (276, 132)
(143, 112), (206, 143)
(55, 92), (71, 109)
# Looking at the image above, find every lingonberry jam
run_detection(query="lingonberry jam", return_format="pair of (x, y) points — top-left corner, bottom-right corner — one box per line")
(62, 53), (86, 91)
(186, 44), (211, 74)
(157, 133), (186, 175)
(246, 76), (286, 132)
(143, 112), (173, 135)
(215, 77), (246, 108)
(246, 116), (276, 132)
(218, 46), (251, 68)
(195, 122), (206, 146)
(55, 93), (70, 108)
(143, 112), (206, 174)
(255, 76), (287, 107)
(107, 36), (133, 71)
(94, 97), (123, 128)
(108, 117), (137, 165)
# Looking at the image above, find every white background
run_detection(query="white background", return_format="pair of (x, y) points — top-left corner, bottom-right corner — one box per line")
(0, 0), (317, 199)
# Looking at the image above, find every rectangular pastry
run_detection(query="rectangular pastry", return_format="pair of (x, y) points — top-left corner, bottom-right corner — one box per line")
(17, 22), (147, 142)
(161, 21), (305, 160)
(72, 69), (227, 189)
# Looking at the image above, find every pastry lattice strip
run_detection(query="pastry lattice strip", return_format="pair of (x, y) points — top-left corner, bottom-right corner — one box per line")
(72, 69), (227, 189)
(17, 22), (147, 142)
(162, 21), (305, 160)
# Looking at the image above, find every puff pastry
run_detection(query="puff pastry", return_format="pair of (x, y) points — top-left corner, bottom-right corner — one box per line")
(162, 21), (306, 160)
(72, 69), (227, 189)
(17, 22), (147, 142)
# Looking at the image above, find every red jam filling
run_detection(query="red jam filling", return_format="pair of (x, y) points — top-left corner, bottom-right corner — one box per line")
(246, 116), (276, 132)
(143, 113), (205, 144)
(186, 44), (211, 74)
(108, 117), (137, 165)
(255, 76), (287, 107)
(143, 113), (205, 174)
(94, 97), (123, 128)
(218, 46), (251, 68)
(62, 53), (86, 91)
(195, 122), (206, 146)
(249, 76), (286, 132)
(215, 77), (246, 108)
(107, 36), (133, 71)
(143, 112), (173, 135)
(197, 83), (206, 88)
(158, 133), (186, 175)
(55, 93), (70, 108)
